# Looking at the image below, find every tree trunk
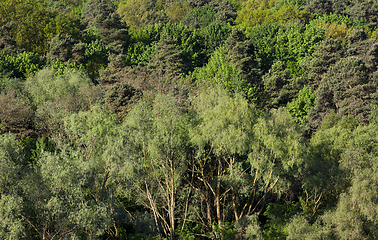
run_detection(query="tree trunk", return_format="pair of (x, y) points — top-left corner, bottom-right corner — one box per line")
(216, 161), (222, 229)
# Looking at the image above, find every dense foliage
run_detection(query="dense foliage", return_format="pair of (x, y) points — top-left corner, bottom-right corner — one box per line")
(2, 0), (378, 239)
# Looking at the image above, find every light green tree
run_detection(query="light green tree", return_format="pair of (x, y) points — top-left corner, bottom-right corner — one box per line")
(118, 94), (191, 240)
(189, 87), (256, 235)
(0, 132), (118, 239)
(248, 108), (304, 215)
(0, 134), (26, 239)
(286, 85), (316, 123)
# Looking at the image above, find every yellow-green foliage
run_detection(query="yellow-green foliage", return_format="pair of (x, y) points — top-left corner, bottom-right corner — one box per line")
(165, 1), (192, 23)
(0, 0), (81, 54)
(235, 1), (311, 30)
(240, 0), (279, 11)
(118, 0), (191, 30)
(117, 0), (149, 30)
(235, 0), (278, 27)
(369, 28), (378, 41)
(317, 22), (353, 41)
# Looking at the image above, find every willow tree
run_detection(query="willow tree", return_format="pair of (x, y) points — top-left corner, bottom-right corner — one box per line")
(120, 94), (191, 240)
(189, 87), (256, 235)
(189, 87), (305, 237)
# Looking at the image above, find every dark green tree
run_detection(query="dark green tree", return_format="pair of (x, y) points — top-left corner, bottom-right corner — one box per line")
(345, 29), (378, 72)
(147, 34), (186, 92)
(46, 33), (86, 65)
(103, 82), (143, 119)
(83, 0), (130, 79)
(346, 0), (378, 29)
(300, 37), (343, 90)
(181, 6), (217, 29)
(0, 23), (20, 54)
(261, 61), (301, 109)
(83, 0), (129, 50)
(308, 56), (376, 130)
(208, 0), (238, 24)
(303, 0), (333, 15)
(224, 28), (261, 84)
(199, 22), (231, 61)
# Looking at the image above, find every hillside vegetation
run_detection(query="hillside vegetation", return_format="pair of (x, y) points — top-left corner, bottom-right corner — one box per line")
(2, 0), (378, 239)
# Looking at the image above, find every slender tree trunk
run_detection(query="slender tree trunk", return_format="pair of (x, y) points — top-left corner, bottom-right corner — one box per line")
(232, 189), (239, 222)
(170, 185), (175, 240)
(205, 188), (212, 226)
(216, 161), (221, 229)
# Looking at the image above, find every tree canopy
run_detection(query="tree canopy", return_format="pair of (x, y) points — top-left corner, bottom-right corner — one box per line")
(2, 0), (378, 239)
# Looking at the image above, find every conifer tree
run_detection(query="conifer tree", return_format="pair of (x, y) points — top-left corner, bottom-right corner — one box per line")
(83, 0), (129, 61)
(224, 28), (262, 100)
(147, 34), (186, 92)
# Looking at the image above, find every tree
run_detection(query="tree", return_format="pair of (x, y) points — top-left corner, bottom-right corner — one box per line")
(181, 6), (217, 29)
(287, 120), (378, 239)
(21, 150), (115, 239)
(208, 0), (238, 25)
(124, 23), (163, 66)
(308, 56), (376, 130)
(199, 22), (231, 62)
(248, 22), (324, 75)
(273, 22), (325, 69)
(147, 34), (187, 92)
(320, 123), (378, 239)
(192, 28), (261, 101)
(63, 104), (119, 160)
(83, 38), (109, 79)
(0, 132), (118, 239)
(0, 134), (26, 239)
(0, 0), (82, 54)
(46, 33), (86, 65)
(27, 68), (101, 143)
(303, 0), (333, 15)
(346, 0), (378, 29)
(120, 94), (191, 240)
(235, 0), (280, 27)
(189, 87), (256, 235)
(261, 61), (293, 109)
(0, 50), (41, 79)
(346, 29), (378, 72)
(0, 89), (34, 138)
(83, 0), (130, 58)
(235, 0), (312, 31)
(165, 1), (192, 23)
(103, 82), (143, 119)
(224, 28), (261, 87)
(247, 23), (281, 72)
(0, 23), (20, 54)
(286, 85), (316, 124)
(248, 108), (304, 216)
(188, 88), (304, 238)
(191, 47), (246, 96)
(25, 68), (100, 112)
(300, 37), (343, 90)
(117, 0), (149, 30)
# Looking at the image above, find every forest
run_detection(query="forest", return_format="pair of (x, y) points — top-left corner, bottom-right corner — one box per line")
(1, 0), (378, 239)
